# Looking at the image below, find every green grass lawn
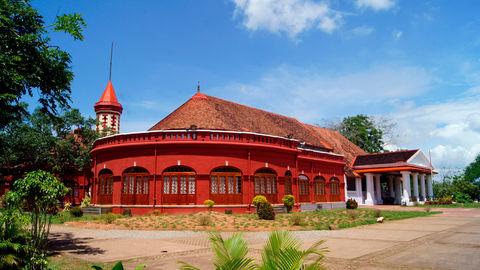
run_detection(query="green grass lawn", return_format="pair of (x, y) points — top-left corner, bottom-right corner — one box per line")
(48, 254), (115, 270)
(413, 202), (480, 208)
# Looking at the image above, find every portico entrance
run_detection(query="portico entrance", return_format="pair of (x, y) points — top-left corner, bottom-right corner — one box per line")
(347, 150), (436, 205)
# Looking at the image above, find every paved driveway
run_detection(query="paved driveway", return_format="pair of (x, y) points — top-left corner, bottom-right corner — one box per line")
(49, 207), (480, 270)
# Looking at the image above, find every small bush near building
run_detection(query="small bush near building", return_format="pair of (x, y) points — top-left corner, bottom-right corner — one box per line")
(374, 209), (382, 218)
(424, 207), (431, 213)
(347, 209), (359, 220)
(289, 213), (304, 226)
(346, 198), (358, 209)
(257, 202), (275, 220)
(80, 195), (91, 208)
(101, 213), (119, 224)
(203, 199), (215, 211)
(150, 210), (162, 216)
(252, 195), (268, 208)
(224, 209), (233, 215)
(70, 206), (83, 217)
(282, 195), (295, 213)
(122, 208), (132, 217)
(197, 215), (212, 226)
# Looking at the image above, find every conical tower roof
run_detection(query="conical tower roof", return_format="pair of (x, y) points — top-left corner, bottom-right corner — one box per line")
(94, 81), (123, 113)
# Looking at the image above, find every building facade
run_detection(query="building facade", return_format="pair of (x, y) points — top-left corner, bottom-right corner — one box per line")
(89, 82), (435, 214)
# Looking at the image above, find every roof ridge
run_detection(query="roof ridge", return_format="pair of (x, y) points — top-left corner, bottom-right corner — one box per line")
(359, 149), (418, 156)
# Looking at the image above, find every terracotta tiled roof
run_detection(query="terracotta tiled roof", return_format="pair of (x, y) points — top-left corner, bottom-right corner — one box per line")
(150, 93), (338, 150)
(353, 150), (419, 167)
(304, 124), (366, 168)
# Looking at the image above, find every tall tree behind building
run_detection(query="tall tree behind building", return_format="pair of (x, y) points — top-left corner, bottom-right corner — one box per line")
(326, 114), (388, 153)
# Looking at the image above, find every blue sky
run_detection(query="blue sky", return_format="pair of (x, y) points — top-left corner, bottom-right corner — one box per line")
(33, 0), (480, 173)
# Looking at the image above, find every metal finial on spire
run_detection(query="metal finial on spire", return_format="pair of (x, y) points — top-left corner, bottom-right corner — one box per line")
(197, 81), (200, 93)
(109, 42), (114, 81)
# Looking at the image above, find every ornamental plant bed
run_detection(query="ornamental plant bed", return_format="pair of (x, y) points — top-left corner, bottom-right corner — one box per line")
(63, 209), (439, 232)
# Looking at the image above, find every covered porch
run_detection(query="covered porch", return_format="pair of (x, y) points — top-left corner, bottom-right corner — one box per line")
(346, 149), (435, 205)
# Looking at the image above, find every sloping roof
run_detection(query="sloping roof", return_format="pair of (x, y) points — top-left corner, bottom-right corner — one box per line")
(149, 93), (338, 150)
(304, 124), (366, 168)
(95, 81), (122, 107)
(353, 150), (419, 167)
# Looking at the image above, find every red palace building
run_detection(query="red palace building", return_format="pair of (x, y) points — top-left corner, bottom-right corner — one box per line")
(90, 80), (435, 214)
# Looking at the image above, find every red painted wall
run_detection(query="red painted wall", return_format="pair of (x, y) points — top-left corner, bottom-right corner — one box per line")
(91, 132), (346, 213)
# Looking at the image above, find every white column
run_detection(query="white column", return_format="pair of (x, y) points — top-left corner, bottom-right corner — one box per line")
(387, 175), (395, 198)
(365, 173), (375, 205)
(344, 174), (348, 202)
(374, 174), (383, 204)
(401, 171), (412, 205)
(420, 174), (426, 201)
(427, 174), (434, 199)
(355, 177), (363, 204)
(412, 173), (419, 202)
(394, 176), (402, 204)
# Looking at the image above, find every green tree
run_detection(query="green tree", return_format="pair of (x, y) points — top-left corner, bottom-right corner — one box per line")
(0, 0), (86, 128)
(9, 170), (68, 251)
(464, 154), (480, 188)
(179, 231), (327, 270)
(0, 108), (97, 182)
(336, 115), (385, 153)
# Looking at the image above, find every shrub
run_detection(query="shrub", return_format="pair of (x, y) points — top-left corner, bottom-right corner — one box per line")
(69, 206), (83, 217)
(122, 208), (132, 217)
(424, 207), (431, 213)
(198, 215), (212, 226)
(347, 209), (359, 220)
(252, 195), (268, 209)
(454, 192), (473, 203)
(56, 210), (71, 224)
(102, 213), (119, 224)
(346, 198), (358, 209)
(224, 209), (233, 215)
(204, 199), (215, 211)
(81, 195), (91, 208)
(63, 202), (72, 211)
(257, 202), (275, 220)
(289, 213), (303, 226)
(374, 209), (382, 218)
(150, 210), (162, 216)
(282, 195), (295, 213)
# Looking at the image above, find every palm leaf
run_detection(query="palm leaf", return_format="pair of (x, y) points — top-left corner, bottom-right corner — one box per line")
(259, 231), (328, 270)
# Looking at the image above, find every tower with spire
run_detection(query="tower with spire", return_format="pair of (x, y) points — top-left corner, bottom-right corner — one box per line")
(94, 43), (122, 135)
(94, 81), (122, 135)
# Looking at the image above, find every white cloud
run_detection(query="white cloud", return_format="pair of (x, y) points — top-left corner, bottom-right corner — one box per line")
(212, 65), (480, 172)
(355, 0), (396, 11)
(352, 25), (374, 36)
(389, 92), (480, 170)
(212, 64), (432, 122)
(232, 0), (342, 38)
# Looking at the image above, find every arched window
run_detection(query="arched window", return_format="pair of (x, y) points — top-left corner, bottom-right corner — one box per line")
(122, 167), (149, 205)
(98, 169), (113, 197)
(298, 175), (310, 202)
(210, 167), (243, 204)
(162, 166), (196, 204)
(314, 176), (326, 202)
(330, 177), (341, 201)
(284, 171), (292, 195)
(254, 168), (278, 203)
